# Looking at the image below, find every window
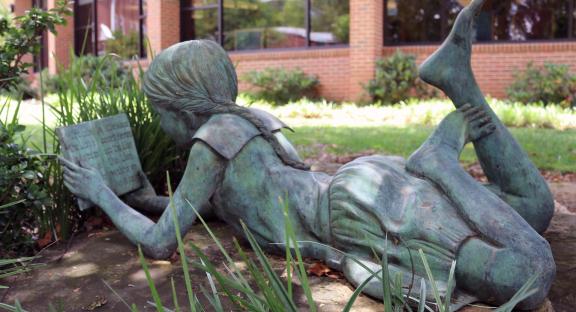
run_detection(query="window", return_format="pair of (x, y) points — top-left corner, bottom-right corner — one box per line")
(181, 0), (220, 43)
(74, 0), (147, 58)
(181, 0), (349, 51)
(384, 0), (576, 45)
(32, 0), (48, 72)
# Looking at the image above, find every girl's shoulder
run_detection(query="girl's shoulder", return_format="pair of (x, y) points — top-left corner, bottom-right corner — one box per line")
(192, 108), (290, 160)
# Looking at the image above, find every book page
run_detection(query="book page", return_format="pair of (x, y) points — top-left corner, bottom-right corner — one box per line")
(56, 114), (143, 210)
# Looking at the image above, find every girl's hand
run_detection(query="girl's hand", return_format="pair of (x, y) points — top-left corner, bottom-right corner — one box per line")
(460, 104), (497, 142)
(59, 157), (108, 205)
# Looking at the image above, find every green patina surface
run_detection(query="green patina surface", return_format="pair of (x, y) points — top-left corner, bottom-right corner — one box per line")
(59, 0), (556, 309)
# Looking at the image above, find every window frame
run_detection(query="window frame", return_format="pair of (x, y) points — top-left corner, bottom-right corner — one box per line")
(73, 0), (147, 58)
(383, 0), (576, 46)
(180, 0), (350, 51)
(32, 0), (49, 72)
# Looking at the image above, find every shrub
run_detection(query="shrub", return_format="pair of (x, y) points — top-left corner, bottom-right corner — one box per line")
(0, 75), (37, 100)
(365, 50), (437, 105)
(0, 1), (70, 91)
(507, 62), (576, 108)
(243, 67), (319, 105)
(0, 116), (52, 257)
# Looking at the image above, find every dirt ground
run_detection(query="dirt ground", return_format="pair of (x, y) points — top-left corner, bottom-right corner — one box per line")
(1, 166), (575, 311)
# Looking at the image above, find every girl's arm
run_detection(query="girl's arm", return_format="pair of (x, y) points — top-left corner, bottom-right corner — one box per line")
(61, 141), (225, 259)
(123, 172), (170, 214)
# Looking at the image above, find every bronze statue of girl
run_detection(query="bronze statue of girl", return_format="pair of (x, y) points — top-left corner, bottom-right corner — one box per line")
(60, 0), (555, 309)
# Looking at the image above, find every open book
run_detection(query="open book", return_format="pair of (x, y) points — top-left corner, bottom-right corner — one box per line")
(56, 114), (143, 210)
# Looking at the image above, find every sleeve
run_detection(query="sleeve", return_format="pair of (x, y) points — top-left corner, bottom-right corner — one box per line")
(191, 109), (290, 160)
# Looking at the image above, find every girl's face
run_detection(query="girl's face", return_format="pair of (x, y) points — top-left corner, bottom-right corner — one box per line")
(155, 106), (199, 148)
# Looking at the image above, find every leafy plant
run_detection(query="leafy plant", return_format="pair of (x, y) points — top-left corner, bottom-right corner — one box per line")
(0, 0), (71, 91)
(0, 76), (37, 100)
(0, 101), (53, 257)
(243, 67), (319, 105)
(507, 62), (576, 108)
(365, 50), (438, 105)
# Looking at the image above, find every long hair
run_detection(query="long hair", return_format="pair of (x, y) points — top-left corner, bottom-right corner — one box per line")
(143, 40), (309, 170)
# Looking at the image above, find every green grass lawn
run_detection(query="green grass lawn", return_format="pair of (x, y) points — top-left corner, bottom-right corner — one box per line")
(286, 126), (576, 172)
(19, 124), (576, 172)
(12, 99), (576, 173)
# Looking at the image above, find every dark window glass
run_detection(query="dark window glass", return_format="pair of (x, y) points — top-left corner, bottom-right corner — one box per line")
(385, 0), (576, 45)
(32, 0), (48, 71)
(140, 0), (147, 58)
(75, 0), (95, 55)
(310, 0), (349, 46)
(181, 7), (219, 42)
(223, 0), (306, 51)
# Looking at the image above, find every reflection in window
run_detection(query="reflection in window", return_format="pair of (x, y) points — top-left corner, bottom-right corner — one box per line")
(74, 0), (146, 58)
(181, 4), (219, 42)
(385, 0), (576, 45)
(181, 0), (350, 51)
(75, 0), (95, 55)
(223, 0), (306, 51)
(32, 0), (48, 71)
(311, 0), (349, 46)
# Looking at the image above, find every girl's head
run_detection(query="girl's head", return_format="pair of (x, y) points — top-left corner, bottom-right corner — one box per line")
(143, 40), (238, 115)
(143, 40), (309, 170)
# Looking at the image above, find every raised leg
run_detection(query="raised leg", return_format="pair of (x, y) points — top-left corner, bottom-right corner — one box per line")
(406, 110), (555, 308)
(418, 0), (553, 234)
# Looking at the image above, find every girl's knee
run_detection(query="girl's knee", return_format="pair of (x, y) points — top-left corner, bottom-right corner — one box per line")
(514, 240), (556, 309)
(457, 237), (555, 309)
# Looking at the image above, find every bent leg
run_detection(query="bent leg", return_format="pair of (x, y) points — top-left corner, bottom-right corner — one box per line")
(406, 119), (555, 308)
(407, 135), (555, 308)
(418, 0), (553, 233)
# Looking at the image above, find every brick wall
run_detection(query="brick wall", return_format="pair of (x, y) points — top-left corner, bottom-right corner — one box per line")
(349, 0), (383, 101)
(230, 48), (350, 102)
(46, 0), (74, 75)
(13, 0), (33, 69)
(384, 42), (576, 98)
(146, 0), (180, 55)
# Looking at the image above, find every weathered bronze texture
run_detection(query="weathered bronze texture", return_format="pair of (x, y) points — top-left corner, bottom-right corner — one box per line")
(60, 0), (555, 308)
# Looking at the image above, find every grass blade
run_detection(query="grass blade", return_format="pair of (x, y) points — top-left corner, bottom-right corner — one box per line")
(166, 173), (196, 312)
(381, 238), (393, 312)
(418, 249), (442, 311)
(342, 266), (384, 312)
(494, 274), (539, 312)
(137, 245), (165, 312)
(417, 278), (427, 312)
(280, 198), (316, 312)
(443, 260), (457, 312)
(170, 277), (181, 312)
(101, 278), (133, 310)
